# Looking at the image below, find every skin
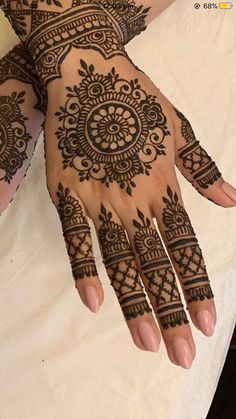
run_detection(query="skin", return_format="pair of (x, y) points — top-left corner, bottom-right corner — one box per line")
(0, 0), (236, 369)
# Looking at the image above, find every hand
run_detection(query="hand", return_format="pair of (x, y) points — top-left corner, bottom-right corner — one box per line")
(1, 1), (236, 369)
(45, 47), (222, 368)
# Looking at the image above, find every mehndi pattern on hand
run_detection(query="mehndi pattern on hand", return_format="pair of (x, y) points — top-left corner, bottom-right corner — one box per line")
(133, 208), (188, 329)
(56, 182), (98, 280)
(0, 43), (46, 113)
(175, 109), (222, 189)
(55, 59), (170, 196)
(162, 186), (214, 303)
(0, 91), (32, 182)
(98, 203), (152, 320)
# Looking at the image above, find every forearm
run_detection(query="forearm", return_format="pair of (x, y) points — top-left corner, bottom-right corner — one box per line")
(0, 1), (177, 44)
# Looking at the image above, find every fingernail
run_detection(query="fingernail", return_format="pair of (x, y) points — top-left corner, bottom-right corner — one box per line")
(171, 339), (193, 369)
(221, 182), (236, 202)
(84, 285), (100, 313)
(195, 310), (215, 336)
(138, 321), (159, 352)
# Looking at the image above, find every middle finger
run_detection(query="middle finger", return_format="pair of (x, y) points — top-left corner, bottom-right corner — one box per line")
(118, 202), (196, 368)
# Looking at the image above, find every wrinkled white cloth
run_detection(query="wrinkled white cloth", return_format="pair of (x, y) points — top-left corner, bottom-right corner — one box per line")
(0, 2), (236, 418)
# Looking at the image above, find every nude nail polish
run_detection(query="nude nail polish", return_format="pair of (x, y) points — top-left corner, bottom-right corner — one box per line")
(84, 285), (100, 313)
(171, 339), (193, 369)
(196, 310), (215, 336)
(221, 182), (236, 202)
(138, 321), (159, 352)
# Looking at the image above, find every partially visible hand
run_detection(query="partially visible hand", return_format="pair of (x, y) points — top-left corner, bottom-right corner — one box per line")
(0, 43), (44, 212)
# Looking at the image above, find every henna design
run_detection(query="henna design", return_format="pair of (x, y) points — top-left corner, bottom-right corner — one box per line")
(55, 59), (170, 196)
(1, 1), (150, 84)
(0, 91), (32, 183)
(133, 209), (188, 329)
(28, 3), (127, 84)
(56, 183), (98, 280)
(98, 0), (151, 44)
(162, 186), (214, 303)
(98, 204), (152, 320)
(0, 44), (46, 113)
(1, 1), (127, 84)
(175, 108), (222, 189)
(2, 0), (29, 37)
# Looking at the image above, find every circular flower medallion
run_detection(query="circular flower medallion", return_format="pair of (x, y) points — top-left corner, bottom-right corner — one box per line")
(135, 227), (162, 255)
(78, 73), (113, 103)
(78, 92), (149, 163)
(99, 220), (125, 245)
(163, 204), (189, 230)
(58, 195), (83, 220)
(0, 96), (20, 123)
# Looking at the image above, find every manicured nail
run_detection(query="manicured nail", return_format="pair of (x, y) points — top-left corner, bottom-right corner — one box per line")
(195, 310), (215, 336)
(138, 321), (159, 352)
(221, 182), (236, 202)
(84, 285), (100, 313)
(171, 339), (193, 369)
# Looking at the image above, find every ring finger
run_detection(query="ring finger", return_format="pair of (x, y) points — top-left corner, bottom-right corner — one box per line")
(152, 182), (217, 337)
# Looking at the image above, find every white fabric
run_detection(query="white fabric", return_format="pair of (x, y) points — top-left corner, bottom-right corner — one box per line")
(0, 2), (236, 418)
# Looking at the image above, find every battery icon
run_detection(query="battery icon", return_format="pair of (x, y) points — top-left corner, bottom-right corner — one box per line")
(219, 2), (233, 8)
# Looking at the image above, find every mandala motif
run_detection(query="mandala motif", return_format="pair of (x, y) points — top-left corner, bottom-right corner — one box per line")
(55, 60), (170, 196)
(162, 186), (214, 303)
(0, 91), (32, 183)
(56, 183), (98, 280)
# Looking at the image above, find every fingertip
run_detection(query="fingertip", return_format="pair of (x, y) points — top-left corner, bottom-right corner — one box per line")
(220, 180), (236, 205)
(75, 276), (104, 312)
(197, 178), (236, 208)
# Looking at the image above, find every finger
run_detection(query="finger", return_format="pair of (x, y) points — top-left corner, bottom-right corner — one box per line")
(173, 108), (236, 207)
(152, 182), (217, 338)
(93, 202), (161, 353)
(117, 203), (196, 368)
(50, 181), (104, 313)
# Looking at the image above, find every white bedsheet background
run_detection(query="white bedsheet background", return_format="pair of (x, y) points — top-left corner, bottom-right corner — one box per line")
(0, 1), (236, 418)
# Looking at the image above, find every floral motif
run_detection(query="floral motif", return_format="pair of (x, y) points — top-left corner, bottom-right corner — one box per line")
(57, 185), (83, 220)
(162, 186), (191, 230)
(55, 60), (171, 195)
